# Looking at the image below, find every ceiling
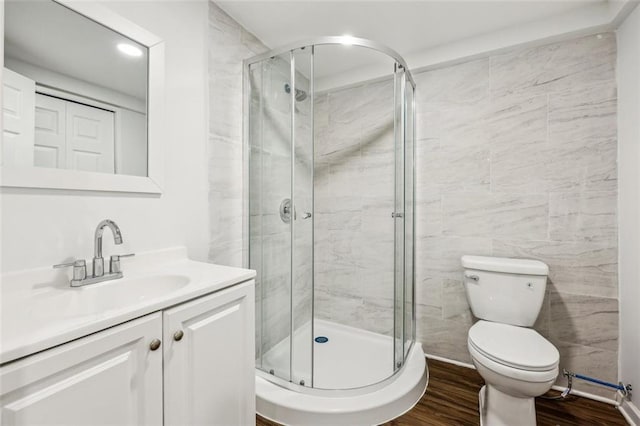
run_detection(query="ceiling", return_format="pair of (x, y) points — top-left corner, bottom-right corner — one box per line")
(4, 0), (148, 101)
(218, 0), (613, 89)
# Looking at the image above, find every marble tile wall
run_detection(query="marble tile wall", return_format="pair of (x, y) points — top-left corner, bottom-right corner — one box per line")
(413, 33), (618, 397)
(208, 2), (265, 359)
(315, 33), (618, 397)
(313, 77), (397, 336)
(208, 2), (265, 267)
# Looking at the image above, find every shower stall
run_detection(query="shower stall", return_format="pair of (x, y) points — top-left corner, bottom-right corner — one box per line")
(244, 37), (426, 425)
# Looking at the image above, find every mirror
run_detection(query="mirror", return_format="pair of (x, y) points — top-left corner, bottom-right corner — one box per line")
(1, 0), (163, 193)
(3, 0), (149, 178)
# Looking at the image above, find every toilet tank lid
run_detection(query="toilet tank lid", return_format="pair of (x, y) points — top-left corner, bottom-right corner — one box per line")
(461, 255), (549, 276)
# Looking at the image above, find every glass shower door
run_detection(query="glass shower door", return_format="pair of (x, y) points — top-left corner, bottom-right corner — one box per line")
(250, 47), (314, 387)
(250, 53), (293, 383)
(291, 46), (314, 387)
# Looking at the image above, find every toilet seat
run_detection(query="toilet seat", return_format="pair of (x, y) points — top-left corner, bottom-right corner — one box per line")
(468, 321), (559, 372)
(468, 342), (558, 384)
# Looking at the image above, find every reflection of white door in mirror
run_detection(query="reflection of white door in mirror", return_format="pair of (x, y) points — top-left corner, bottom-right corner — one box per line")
(66, 101), (115, 174)
(2, 68), (35, 167)
(34, 94), (65, 169)
(34, 94), (115, 173)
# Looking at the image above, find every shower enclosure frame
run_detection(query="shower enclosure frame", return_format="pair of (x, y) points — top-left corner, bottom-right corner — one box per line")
(242, 36), (418, 398)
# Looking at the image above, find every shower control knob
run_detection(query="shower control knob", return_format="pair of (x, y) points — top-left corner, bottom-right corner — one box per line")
(302, 212), (312, 219)
(173, 330), (184, 341)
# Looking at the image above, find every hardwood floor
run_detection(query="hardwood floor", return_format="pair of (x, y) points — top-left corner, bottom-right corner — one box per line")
(256, 358), (628, 426)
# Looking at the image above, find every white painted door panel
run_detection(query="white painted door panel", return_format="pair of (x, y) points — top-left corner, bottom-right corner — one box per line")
(0, 313), (163, 426)
(2, 68), (35, 167)
(163, 281), (255, 426)
(66, 102), (115, 173)
(34, 94), (66, 169)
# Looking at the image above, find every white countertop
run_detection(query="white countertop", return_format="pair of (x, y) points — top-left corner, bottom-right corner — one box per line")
(0, 247), (256, 365)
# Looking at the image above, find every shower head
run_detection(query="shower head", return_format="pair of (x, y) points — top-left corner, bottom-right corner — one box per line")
(284, 83), (308, 102)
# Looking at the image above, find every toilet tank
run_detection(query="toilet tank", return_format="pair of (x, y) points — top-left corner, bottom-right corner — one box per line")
(461, 255), (549, 327)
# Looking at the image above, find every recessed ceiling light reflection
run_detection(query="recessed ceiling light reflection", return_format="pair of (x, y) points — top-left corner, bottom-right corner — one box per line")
(340, 35), (356, 46)
(117, 43), (143, 57)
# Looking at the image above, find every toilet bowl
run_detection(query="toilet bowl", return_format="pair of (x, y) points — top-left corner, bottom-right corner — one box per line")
(461, 256), (559, 426)
(468, 321), (559, 426)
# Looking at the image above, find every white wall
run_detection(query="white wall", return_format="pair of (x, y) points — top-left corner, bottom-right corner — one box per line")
(117, 109), (147, 177)
(617, 2), (640, 414)
(0, 0), (210, 272)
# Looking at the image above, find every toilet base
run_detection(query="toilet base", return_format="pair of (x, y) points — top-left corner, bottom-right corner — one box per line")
(479, 385), (537, 426)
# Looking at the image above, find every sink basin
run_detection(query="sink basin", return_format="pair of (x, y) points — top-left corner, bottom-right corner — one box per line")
(80, 274), (190, 298)
(73, 274), (191, 315)
(8, 274), (190, 321)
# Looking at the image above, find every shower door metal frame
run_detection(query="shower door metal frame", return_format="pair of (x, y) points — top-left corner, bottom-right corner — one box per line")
(243, 36), (417, 396)
(392, 64), (418, 372)
(289, 45), (316, 388)
(243, 36), (415, 88)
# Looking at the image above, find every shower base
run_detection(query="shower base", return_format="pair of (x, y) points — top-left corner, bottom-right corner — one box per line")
(256, 320), (428, 425)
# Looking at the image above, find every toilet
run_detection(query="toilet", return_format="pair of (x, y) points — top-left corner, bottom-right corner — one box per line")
(461, 255), (560, 426)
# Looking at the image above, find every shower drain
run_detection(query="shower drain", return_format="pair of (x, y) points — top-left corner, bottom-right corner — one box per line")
(314, 336), (329, 343)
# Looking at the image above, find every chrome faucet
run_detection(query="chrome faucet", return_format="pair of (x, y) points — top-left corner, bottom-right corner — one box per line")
(93, 219), (123, 277)
(54, 219), (134, 287)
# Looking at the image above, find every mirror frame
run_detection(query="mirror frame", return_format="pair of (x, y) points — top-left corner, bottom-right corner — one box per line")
(0, 0), (165, 194)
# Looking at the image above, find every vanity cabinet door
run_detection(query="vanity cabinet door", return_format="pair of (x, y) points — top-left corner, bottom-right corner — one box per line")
(0, 313), (163, 426)
(163, 280), (255, 426)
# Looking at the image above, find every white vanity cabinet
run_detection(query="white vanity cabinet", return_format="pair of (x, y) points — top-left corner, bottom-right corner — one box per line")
(0, 279), (255, 426)
(0, 313), (163, 425)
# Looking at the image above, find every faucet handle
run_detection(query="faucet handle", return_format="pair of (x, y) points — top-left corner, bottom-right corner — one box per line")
(112, 253), (135, 259)
(109, 253), (135, 274)
(53, 259), (87, 282)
